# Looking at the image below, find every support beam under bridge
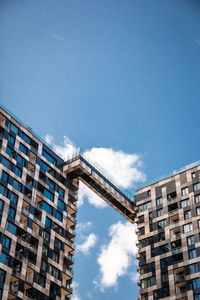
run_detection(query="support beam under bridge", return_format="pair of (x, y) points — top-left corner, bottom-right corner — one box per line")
(63, 155), (137, 223)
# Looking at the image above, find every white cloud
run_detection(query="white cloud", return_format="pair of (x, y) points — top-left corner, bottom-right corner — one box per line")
(52, 33), (64, 41)
(94, 221), (138, 290)
(76, 233), (98, 255)
(71, 281), (81, 300)
(44, 135), (146, 208)
(76, 221), (93, 232)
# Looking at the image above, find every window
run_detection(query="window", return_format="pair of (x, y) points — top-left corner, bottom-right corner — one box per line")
(184, 210), (191, 220)
(56, 211), (62, 222)
(52, 251), (59, 263)
(49, 264), (60, 279)
(8, 122), (19, 134)
(0, 200), (4, 211)
(0, 269), (6, 284)
(45, 217), (52, 227)
(35, 273), (46, 287)
(47, 178), (55, 190)
(54, 238), (62, 250)
(192, 278), (200, 289)
(181, 198), (190, 208)
(141, 276), (156, 288)
(187, 235), (195, 246)
(19, 143), (28, 155)
(42, 245), (49, 256)
(181, 187), (189, 196)
(8, 135), (15, 145)
(189, 249), (197, 259)
(41, 260), (48, 272)
(42, 149), (57, 165)
(8, 207), (16, 219)
(194, 183), (200, 192)
(156, 197), (163, 206)
(44, 189), (54, 202)
(6, 222), (17, 235)
(10, 192), (18, 204)
(15, 166), (22, 177)
(157, 208), (163, 217)
(1, 171), (9, 183)
(195, 295), (200, 300)
(6, 146), (15, 158)
(197, 207), (200, 216)
(147, 190), (151, 196)
(1, 156), (13, 170)
(41, 230), (50, 242)
(58, 187), (64, 200)
(40, 160), (52, 172)
(42, 201), (52, 215)
(58, 199), (64, 210)
(138, 201), (152, 212)
(17, 155), (26, 167)
(2, 235), (11, 249)
(0, 252), (10, 265)
(195, 194), (200, 203)
(12, 179), (22, 192)
(158, 219), (167, 229)
(0, 184), (8, 197)
(198, 220), (200, 228)
(188, 263), (199, 274)
(183, 223), (193, 233)
(141, 293), (148, 300)
(21, 131), (31, 144)
(192, 172), (196, 178)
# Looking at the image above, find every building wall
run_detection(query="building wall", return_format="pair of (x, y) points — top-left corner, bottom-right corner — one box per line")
(135, 166), (200, 300)
(0, 108), (77, 300)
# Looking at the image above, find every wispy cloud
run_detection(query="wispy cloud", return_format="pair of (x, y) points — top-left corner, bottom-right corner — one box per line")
(94, 221), (137, 290)
(71, 281), (81, 300)
(52, 33), (64, 41)
(76, 233), (98, 255)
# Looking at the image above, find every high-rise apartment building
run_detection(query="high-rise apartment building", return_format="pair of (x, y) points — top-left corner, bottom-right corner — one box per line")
(135, 164), (200, 300)
(0, 105), (199, 300)
(0, 105), (135, 300)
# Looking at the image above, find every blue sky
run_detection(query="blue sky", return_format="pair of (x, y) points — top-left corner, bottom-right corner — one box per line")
(1, 0), (200, 299)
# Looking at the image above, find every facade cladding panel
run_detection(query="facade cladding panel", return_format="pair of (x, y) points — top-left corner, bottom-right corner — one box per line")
(0, 107), (76, 299)
(135, 167), (200, 300)
(1, 105), (200, 300)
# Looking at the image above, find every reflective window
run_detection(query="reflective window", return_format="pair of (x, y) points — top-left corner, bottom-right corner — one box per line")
(19, 143), (28, 155)
(181, 187), (189, 196)
(194, 183), (200, 192)
(181, 198), (190, 208)
(6, 222), (17, 235)
(189, 249), (197, 259)
(187, 235), (195, 246)
(8, 122), (19, 135)
(183, 223), (193, 233)
(42, 201), (52, 215)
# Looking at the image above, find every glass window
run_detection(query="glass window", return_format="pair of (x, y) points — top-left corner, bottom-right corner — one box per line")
(198, 220), (200, 228)
(0, 184), (8, 197)
(17, 155), (26, 167)
(0, 252), (10, 265)
(158, 219), (167, 228)
(10, 192), (18, 204)
(56, 211), (62, 222)
(183, 223), (193, 233)
(181, 199), (190, 208)
(197, 207), (200, 216)
(41, 260), (48, 271)
(6, 146), (15, 158)
(192, 172), (196, 178)
(58, 199), (64, 210)
(187, 235), (195, 246)
(52, 251), (59, 263)
(15, 166), (22, 178)
(58, 187), (64, 200)
(181, 187), (189, 196)
(41, 230), (50, 242)
(45, 217), (51, 227)
(21, 131), (31, 144)
(157, 208), (163, 217)
(192, 278), (200, 289)
(42, 149), (57, 165)
(42, 245), (49, 256)
(1, 171), (9, 183)
(19, 143), (28, 155)
(1, 156), (13, 170)
(49, 264), (60, 279)
(6, 222), (17, 235)
(42, 201), (52, 215)
(189, 249), (197, 259)
(8, 122), (19, 134)
(195, 295), (200, 300)
(0, 200), (4, 211)
(184, 210), (191, 220)
(8, 207), (16, 218)
(44, 189), (54, 202)
(156, 197), (163, 206)
(47, 178), (55, 190)
(138, 201), (152, 212)
(194, 183), (200, 192)
(2, 235), (11, 249)
(195, 194), (200, 203)
(8, 135), (15, 145)
(0, 269), (6, 284)
(13, 179), (22, 192)
(54, 237), (62, 250)
(188, 263), (199, 274)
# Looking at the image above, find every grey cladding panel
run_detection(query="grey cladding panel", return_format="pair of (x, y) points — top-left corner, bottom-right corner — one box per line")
(180, 172), (187, 185)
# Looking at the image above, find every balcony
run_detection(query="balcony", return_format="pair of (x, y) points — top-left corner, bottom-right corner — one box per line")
(63, 266), (74, 279)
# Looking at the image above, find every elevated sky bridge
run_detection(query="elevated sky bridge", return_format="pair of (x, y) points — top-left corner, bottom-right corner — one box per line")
(63, 155), (137, 223)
